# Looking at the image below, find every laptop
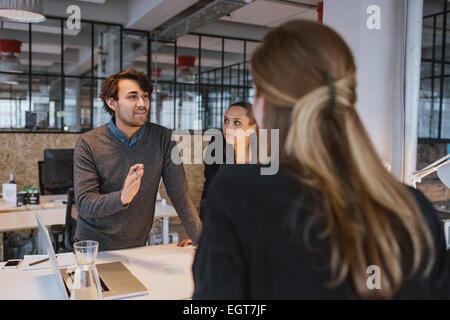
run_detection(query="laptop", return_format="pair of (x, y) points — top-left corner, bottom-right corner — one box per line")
(34, 212), (148, 300)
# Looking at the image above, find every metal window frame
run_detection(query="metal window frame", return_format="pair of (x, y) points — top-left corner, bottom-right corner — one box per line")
(0, 16), (260, 134)
(437, 1), (448, 139)
(419, 3), (450, 142)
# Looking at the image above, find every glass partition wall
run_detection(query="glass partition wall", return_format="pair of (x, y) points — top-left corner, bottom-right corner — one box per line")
(150, 34), (256, 131)
(0, 16), (259, 132)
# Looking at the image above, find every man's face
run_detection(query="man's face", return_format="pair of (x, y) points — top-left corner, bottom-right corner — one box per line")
(108, 79), (150, 128)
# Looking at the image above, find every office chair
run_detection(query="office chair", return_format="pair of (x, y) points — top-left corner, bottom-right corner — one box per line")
(48, 189), (79, 253)
(38, 161), (49, 195)
(38, 159), (73, 195)
(39, 161), (63, 250)
(49, 225), (64, 253)
(64, 188), (78, 252)
(38, 161), (64, 195)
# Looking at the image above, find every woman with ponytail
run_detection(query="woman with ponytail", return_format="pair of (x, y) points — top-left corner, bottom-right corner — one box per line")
(192, 20), (450, 299)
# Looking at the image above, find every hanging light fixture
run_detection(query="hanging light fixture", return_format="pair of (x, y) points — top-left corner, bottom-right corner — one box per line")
(0, 39), (22, 84)
(0, 0), (46, 23)
(317, 1), (324, 23)
(0, 39), (21, 71)
(177, 56), (196, 83)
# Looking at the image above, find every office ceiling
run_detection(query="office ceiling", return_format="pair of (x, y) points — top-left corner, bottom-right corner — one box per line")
(2, 0), (445, 82)
(219, 0), (317, 27)
(0, 0), (320, 79)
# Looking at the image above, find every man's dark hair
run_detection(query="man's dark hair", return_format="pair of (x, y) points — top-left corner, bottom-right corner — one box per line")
(99, 69), (153, 116)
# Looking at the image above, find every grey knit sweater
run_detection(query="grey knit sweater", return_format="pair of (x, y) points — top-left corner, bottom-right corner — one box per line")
(73, 122), (202, 251)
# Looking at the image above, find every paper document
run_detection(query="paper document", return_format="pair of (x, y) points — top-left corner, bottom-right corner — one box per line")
(22, 252), (75, 271)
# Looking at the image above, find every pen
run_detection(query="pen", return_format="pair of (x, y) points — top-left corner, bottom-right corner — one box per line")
(29, 257), (50, 266)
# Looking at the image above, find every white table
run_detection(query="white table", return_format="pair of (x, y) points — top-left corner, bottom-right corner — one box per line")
(0, 243), (196, 300)
(0, 198), (179, 260)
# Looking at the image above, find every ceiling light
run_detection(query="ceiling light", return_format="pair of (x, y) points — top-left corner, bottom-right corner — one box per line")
(0, 0), (46, 23)
(0, 39), (21, 72)
(177, 56), (196, 83)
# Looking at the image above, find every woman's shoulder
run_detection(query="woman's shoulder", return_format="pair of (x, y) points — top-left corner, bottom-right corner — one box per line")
(218, 163), (263, 176)
(405, 186), (437, 216)
(209, 164), (306, 207)
(217, 163), (294, 185)
(404, 185), (444, 243)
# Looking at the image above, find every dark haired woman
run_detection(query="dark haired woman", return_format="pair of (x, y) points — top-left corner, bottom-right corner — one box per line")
(200, 102), (257, 221)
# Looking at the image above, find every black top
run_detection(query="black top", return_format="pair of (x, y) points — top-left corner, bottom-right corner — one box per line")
(200, 134), (234, 221)
(193, 164), (450, 299)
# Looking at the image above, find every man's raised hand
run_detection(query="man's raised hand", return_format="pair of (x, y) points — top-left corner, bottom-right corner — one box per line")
(121, 164), (144, 206)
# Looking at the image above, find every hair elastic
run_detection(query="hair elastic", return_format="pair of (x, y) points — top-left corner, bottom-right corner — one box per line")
(325, 73), (335, 115)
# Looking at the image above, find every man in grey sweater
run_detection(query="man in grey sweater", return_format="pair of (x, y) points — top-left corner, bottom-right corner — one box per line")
(73, 69), (202, 251)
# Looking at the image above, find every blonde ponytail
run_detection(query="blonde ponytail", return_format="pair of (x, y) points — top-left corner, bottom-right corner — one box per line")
(281, 72), (435, 299)
(251, 21), (436, 298)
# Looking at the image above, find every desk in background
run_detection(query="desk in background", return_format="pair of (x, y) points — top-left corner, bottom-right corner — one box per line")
(0, 194), (66, 213)
(0, 195), (66, 261)
(0, 243), (195, 300)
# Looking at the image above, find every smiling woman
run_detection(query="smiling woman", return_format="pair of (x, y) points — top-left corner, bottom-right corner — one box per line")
(222, 101), (257, 164)
(198, 101), (257, 221)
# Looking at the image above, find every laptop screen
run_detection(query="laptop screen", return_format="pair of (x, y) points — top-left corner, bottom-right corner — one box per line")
(34, 212), (70, 300)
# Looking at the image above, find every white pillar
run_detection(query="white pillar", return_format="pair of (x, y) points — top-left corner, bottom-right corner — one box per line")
(404, 1), (423, 185)
(323, 0), (423, 184)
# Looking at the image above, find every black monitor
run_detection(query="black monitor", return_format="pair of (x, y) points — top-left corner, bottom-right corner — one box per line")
(43, 149), (74, 194)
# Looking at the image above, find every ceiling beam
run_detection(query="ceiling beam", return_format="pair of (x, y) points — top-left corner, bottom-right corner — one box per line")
(191, 20), (269, 41)
(126, 0), (199, 31)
